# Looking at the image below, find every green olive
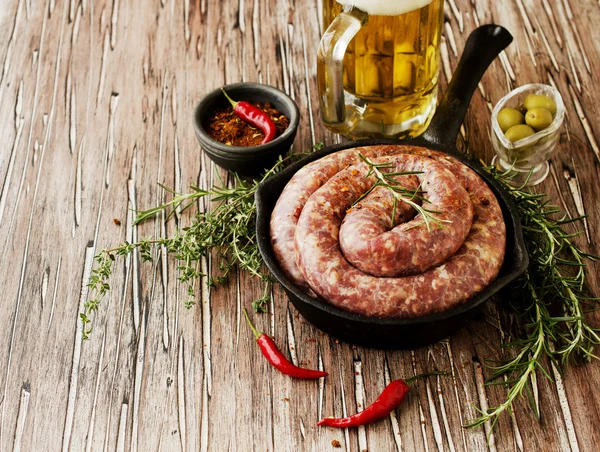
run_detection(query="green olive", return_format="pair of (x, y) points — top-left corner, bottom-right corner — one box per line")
(497, 108), (525, 132)
(525, 107), (553, 131)
(504, 124), (536, 143)
(523, 94), (557, 115)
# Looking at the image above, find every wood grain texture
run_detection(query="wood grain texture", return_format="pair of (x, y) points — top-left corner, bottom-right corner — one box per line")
(0, 0), (599, 450)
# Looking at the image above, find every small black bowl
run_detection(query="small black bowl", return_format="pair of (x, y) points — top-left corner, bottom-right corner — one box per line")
(193, 83), (300, 176)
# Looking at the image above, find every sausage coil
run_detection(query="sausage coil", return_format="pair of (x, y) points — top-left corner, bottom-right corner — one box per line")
(270, 145), (506, 318)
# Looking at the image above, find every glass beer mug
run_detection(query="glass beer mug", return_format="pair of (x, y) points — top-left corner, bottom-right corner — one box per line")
(318, 0), (445, 138)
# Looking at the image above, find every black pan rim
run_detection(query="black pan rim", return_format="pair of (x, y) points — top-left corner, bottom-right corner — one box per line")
(255, 138), (529, 328)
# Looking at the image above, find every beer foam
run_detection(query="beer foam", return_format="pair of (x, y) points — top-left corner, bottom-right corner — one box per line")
(336, 0), (432, 16)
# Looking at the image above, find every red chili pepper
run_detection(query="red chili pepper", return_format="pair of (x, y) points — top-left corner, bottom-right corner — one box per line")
(221, 88), (277, 145)
(243, 308), (328, 379)
(317, 371), (447, 428)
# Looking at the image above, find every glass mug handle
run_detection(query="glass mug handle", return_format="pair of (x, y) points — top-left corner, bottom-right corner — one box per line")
(317, 7), (368, 129)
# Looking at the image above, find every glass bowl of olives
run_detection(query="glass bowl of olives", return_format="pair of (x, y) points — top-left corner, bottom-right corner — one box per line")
(491, 83), (564, 186)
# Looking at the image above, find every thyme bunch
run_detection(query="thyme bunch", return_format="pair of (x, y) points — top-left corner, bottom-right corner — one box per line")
(356, 154), (450, 231)
(467, 167), (600, 429)
(82, 155), (295, 339)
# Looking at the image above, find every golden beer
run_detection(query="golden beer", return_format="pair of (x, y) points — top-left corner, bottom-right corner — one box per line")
(319, 0), (444, 138)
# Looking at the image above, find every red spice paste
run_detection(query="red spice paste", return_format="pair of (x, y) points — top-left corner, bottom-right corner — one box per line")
(204, 102), (290, 147)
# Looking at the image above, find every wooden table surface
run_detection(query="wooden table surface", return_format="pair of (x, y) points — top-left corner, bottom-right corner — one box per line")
(1, 0), (600, 450)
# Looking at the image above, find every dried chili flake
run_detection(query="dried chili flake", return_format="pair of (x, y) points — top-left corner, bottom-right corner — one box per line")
(204, 102), (290, 147)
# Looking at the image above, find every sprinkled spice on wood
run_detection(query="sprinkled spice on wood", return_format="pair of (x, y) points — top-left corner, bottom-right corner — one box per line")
(204, 101), (290, 147)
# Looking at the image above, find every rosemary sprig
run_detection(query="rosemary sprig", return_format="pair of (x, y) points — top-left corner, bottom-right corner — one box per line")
(356, 154), (450, 231)
(466, 166), (600, 429)
(82, 154), (295, 339)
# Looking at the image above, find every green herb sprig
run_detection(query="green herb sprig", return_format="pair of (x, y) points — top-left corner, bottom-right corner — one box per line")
(466, 166), (600, 430)
(81, 154), (298, 339)
(356, 153), (450, 231)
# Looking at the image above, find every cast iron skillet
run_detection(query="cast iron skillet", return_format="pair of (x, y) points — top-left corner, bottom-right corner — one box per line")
(255, 25), (528, 349)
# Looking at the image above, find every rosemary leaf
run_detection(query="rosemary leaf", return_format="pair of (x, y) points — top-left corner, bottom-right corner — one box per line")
(355, 153), (450, 231)
(467, 165), (600, 429)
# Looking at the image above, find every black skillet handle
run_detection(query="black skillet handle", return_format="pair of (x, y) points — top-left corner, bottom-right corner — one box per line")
(422, 25), (513, 148)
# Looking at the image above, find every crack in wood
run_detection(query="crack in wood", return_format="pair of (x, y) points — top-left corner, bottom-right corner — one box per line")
(542, 0), (563, 49)
(440, 40), (452, 90)
(104, 92), (119, 187)
(74, 137), (84, 230)
(84, 328), (107, 452)
(286, 307), (299, 366)
(567, 83), (600, 163)
(238, 0), (246, 34)
(200, 373), (209, 452)
(532, 14), (558, 71)
(446, 0), (463, 33)
(128, 150), (141, 334)
(252, 0), (259, 65)
(12, 384), (30, 452)
(236, 275), (242, 350)
(473, 360), (496, 452)
(160, 210), (170, 351)
(499, 50), (516, 83)
(549, 345), (580, 452)
(384, 359), (403, 452)
(95, 28), (110, 110)
(300, 22), (316, 146)
(515, 0), (535, 36)
(549, 162), (573, 220)
(563, 159), (591, 244)
(184, 0), (190, 46)
(425, 375), (445, 451)
(336, 366), (351, 450)
(444, 22), (458, 57)
(47, 255), (62, 331)
(41, 266), (49, 311)
(522, 28), (538, 69)
(566, 44), (582, 94)
(279, 35), (289, 95)
(69, 0), (76, 23)
(352, 360), (367, 451)
(68, 69), (77, 155)
(130, 306), (148, 452)
(418, 402), (430, 452)
(199, 159), (212, 400)
(564, 6), (591, 75)
(115, 403), (128, 452)
(177, 334), (187, 451)
(0, 86), (25, 229)
(62, 243), (95, 452)
(286, 24), (295, 100)
(72, 3), (82, 46)
(0, 0), (24, 102)
(110, 0), (119, 50)
(317, 348), (325, 421)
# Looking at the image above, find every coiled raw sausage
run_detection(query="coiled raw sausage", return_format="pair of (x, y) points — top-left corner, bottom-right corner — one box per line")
(270, 145), (506, 318)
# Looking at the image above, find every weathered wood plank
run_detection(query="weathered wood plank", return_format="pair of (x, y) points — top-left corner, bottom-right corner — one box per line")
(0, 0), (599, 451)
